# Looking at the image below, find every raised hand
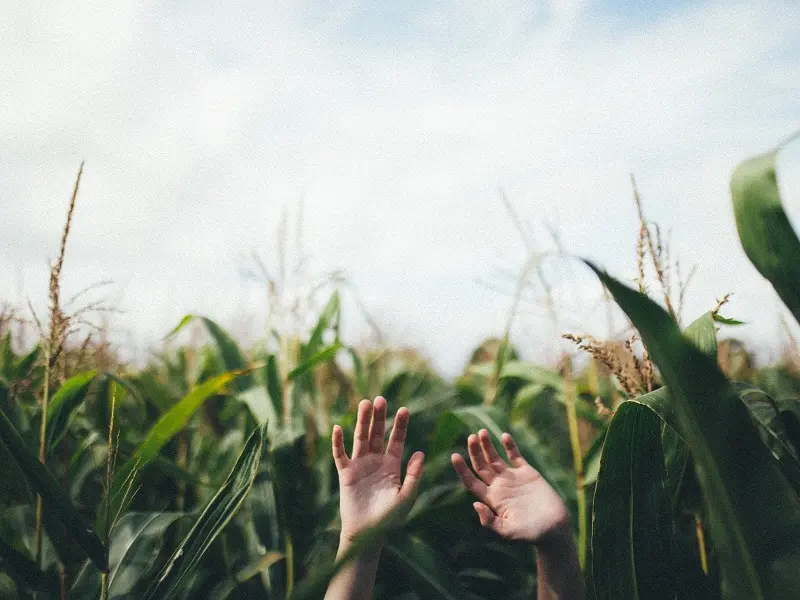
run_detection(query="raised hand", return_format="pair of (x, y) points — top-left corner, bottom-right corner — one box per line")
(332, 397), (425, 543)
(451, 429), (570, 545)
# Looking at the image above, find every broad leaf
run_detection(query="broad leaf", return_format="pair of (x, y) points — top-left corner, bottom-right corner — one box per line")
(592, 401), (674, 600)
(589, 262), (800, 600)
(731, 149), (800, 325)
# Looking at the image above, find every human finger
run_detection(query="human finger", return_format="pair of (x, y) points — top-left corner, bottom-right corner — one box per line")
(332, 425), (350, 470)
(501, 432), (527, 467)
(473, 502), (499, 531)
(467, 433), (495, 483)
(398, 451), (425, 502)
(479, 429), (507, 473)
(386, 407), (410, 458)
(368, 396), (387, 453)
(451, 453), (489, 502)
(351, 399), (372, 458)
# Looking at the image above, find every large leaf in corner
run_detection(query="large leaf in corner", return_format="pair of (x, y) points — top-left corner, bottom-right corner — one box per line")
(0, 406), (107, 572)
(731, 149), (800, 325)
(589, 262), (800, 600)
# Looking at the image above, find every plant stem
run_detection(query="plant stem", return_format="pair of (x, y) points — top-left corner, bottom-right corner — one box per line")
(101, 383), (117, 600)
(34, 344), (52, 574)
(563, 356), (587, 571)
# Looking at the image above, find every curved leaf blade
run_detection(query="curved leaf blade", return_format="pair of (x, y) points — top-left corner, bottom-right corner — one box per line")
(589, 262), (800, 600)
(46, 370), (97, 451)
(731, 150), (800, 324)
(142, 424), (266, 600)
(0, 406), (107, 571)
(105, 371), (245, 532)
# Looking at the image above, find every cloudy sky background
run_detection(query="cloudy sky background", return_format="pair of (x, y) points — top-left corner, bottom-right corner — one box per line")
(2, 0), (800, 375)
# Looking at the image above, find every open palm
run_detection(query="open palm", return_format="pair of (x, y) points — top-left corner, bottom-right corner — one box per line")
(451, 429), (570, 544)
(333, 397), (424, 543)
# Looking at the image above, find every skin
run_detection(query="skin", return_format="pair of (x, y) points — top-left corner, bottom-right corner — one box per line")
(451, 429), (585, 600)
(324, 398), (584, 600)
(324, 397), (424, 600)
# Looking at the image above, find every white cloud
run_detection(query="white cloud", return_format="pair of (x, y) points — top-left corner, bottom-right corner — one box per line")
(1, 0), (799, 375)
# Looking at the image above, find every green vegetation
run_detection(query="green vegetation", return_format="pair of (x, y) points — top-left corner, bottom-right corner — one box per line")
(1, 138), (800, 599)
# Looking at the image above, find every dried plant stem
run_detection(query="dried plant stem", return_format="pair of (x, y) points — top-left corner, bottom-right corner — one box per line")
(631, 175), (677, 321)
(563, 357), (587, 571)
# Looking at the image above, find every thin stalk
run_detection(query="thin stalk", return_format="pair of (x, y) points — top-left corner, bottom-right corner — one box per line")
(563, 357), (587, 571)
(285, 531), (295, 596)
(100, 384), (117, 600)
(34, 343), (52, 573)
(695, 514), (709, 575)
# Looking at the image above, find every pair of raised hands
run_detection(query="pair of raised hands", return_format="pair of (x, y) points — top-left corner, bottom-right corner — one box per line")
(332, 396), (571, 546)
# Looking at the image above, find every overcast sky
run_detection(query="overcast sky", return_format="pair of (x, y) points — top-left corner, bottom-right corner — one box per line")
(2, 0), (800, 375)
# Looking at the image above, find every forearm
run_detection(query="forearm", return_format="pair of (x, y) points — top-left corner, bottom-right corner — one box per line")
(535, 527), (585, 600)
(324, 538), (382, 600)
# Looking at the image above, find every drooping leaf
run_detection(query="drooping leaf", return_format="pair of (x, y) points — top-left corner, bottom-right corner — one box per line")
(731, 149), (800, 325)
(0, 406), (107, 571)
(142, 424), (266, 600)
(589, 262), (800, 600)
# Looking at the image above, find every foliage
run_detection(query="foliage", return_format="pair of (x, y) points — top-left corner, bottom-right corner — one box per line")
(1, 137), (799, 600)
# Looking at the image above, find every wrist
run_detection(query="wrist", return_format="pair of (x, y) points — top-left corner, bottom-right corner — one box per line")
(338, 530), (385, 557)
(535, 515), (575, 555)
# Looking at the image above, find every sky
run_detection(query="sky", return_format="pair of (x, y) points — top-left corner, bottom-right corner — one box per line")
(2, 0), (800, 375)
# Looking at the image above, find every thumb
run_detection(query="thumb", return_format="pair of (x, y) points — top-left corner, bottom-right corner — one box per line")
(398, 451), (425, 503)
(473, 502), (502, 534)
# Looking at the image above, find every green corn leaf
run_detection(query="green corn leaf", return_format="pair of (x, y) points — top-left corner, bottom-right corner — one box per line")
(588, 261), (800, 600)
(684, 312), (717, 360)
(46, 370), (97, 451)
(71, 512), (185, 599)
(142, 424), (266, 600)
(0, 535), (44, 590)
(735, 383), (800, 494)
(348, 347), (368, 398)
(13, 345), (40, 380)
(384, 535), (475, 600)
(591, 401), (674, 600)
(264, 354), (283, 419)
(104, 371), (245, 535)
(167, 315), (254, 391)
(304, 292), (340, 360)
(712, 314), (745, 326)
(0, 406), (108, 571)
(287, 341), (342, 380)
(731, 149), (800, 325)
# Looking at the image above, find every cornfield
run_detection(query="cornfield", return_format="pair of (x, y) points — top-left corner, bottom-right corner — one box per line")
(1, 137), (800, 600)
